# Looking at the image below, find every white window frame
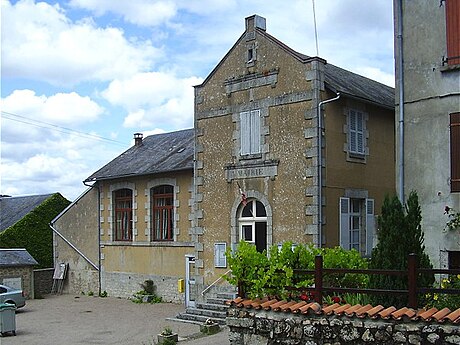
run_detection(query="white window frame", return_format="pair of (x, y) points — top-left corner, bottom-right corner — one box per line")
(339, 197), (375, 256)
(214, 243), (227, 268)
(240, 110), (261, 156)
(238, 199), (266, 243)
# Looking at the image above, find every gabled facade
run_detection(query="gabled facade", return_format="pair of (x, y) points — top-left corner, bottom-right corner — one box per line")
(192, 15), (395, 300)
(0, 248), (38, 298)
(395, 0), (460, 268)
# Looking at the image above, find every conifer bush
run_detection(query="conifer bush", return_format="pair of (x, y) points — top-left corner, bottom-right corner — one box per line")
(369, 191), (434, 308)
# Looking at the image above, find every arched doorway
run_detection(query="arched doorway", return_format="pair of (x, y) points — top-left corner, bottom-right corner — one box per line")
(238, 199), (267, 252)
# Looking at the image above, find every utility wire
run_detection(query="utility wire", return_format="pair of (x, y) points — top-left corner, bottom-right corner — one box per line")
(1, 111), (128, 147)
(312, 0), (320, 56)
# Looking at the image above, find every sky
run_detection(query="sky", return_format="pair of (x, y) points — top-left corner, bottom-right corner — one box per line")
(1, 0), (395, 201)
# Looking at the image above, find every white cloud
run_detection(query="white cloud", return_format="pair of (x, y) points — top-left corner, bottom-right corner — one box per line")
(70, 0), (178, 27)
(2, 89), (104, 125)
(1, 0), (161, 86)
(102, 72), (202, 129)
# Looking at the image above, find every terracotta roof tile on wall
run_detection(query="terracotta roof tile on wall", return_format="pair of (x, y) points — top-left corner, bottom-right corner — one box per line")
(228, 298), (460, 324)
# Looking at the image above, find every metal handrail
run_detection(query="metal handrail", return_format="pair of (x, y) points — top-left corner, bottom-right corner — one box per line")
(201, 269), (232, 296)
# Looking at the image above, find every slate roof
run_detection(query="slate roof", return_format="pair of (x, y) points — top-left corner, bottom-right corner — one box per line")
(229, 297), (460, 324)
(0, 249), (38, 267)
(260, 30), (395, 109)
(0, 194), (54, 232)
(85, 129), (194, 182)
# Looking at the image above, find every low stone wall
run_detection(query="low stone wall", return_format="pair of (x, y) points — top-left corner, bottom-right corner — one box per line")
(227, 307), (460, 345)
(101, 271), (184, 303)
(33, 268), (54, 297)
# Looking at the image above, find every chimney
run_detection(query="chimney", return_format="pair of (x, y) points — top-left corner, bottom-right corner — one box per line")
(245, 15), (266, 32)
(134, 133), (143, 147)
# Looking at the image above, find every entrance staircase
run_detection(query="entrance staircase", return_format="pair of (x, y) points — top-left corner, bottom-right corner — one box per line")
(170, 292), (237, 325)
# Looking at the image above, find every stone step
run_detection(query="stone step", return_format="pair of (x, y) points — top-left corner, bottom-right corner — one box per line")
(185, 307), (227, 319)
(206, 297), (231, 305)
(174, 312), (226, 325)
(216, 292), (238, 301)
(195, 302), (229, 312)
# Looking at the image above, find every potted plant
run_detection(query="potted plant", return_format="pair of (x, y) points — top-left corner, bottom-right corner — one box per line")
(157, 326), (178, 344)
(200, 318), (220, 335)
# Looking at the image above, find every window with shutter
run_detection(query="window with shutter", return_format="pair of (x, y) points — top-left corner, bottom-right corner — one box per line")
(446, 0), (460, 65)
(365, 199), (375, 256)
(347, 109), (366, 158)
(451, 112), (460, 192)
(240, 110), (261, 155)
(339, 197), (350, 249)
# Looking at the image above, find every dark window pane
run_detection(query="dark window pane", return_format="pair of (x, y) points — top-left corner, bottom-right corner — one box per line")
(242, 201), (253, 217)
(256, 201), (266, 217)
(243, 225), (252, 241)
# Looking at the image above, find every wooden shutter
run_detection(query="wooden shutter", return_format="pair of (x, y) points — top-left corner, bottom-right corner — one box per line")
(365, 199), (375, 256)
(250, 110), (261, 154)
(339, 197), (350, 249)
(214, 243), (227, 268)
(446, 0), (460, 65)
(240, 111), (251, 155)
(451, 112), (460, 192)
(349, 110), (357, 153)
(356, 111), (364, 154)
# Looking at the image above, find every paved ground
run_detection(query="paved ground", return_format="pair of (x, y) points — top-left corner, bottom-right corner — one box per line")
(0, 294), (230, 345)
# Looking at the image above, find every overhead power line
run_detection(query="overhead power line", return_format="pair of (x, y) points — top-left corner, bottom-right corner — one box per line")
(1, 111), (128, 147)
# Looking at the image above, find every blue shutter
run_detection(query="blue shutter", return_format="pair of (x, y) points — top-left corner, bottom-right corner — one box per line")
(240, 112), (251, 155)
(356, 111), (364, 154)
(250, 110), (261, 154)
(339, 197), (350, 249)
(365, 199), (375, 256)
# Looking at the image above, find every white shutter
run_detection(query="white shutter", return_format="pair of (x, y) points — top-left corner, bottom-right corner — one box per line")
(214, 243), (227, 268)
(356, 112), (364, 154)
(365, 199), (375, 256)
(349, 110), (356, 153)
(250, 110), (261, 154)
(240, 112), (251, 155)
(339, 197), (350, 249)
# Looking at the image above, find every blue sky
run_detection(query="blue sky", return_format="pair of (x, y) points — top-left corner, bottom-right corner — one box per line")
(1, 0), (395, 201)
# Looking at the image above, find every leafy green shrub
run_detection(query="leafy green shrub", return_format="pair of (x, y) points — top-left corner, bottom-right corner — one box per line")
(0, 193), (70, 268)
(425, 275), (460, 310)
(225, 241), (368, 299)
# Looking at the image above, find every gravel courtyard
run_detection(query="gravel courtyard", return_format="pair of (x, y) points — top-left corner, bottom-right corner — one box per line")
(1, 294), (229, 345)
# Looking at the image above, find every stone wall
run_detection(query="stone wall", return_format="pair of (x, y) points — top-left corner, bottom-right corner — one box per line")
(33, 268), (54, 297)
(101, 271), (184, 303)
(0, 266), (34, 299)
(227, 307), (460, 345)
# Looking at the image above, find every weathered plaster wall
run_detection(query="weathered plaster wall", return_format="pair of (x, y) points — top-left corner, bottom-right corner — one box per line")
(97, 171), (194, 298)
(396, 0), (460, 267)
(324, 95), (395, 247)
(227, 307), (460, 345)
(54, 187), (99, 294)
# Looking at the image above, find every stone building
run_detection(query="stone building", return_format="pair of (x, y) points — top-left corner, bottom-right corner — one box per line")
(192, 15), (395, 302)
(53, 15), (395, 303)
(394, 0), (460, 268)
(0, 248), (38, 299)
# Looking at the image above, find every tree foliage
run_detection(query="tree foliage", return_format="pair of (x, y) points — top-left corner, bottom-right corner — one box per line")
(369, 191), (434, 308)
(0, 193), (70, 268)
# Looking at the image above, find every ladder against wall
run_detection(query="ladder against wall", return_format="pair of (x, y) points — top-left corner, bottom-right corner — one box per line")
(51, 263), (68, 294)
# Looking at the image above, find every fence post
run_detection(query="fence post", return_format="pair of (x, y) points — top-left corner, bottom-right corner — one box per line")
(408, 253), (417, 309)
(315, 255), (323, 305)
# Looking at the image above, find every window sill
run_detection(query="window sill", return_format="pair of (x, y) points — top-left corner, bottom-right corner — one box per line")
(440, 64), (460, 73)
(101, 241), (194, 247)
(346, 152), (367, 164)
(240, 153), (262, 161)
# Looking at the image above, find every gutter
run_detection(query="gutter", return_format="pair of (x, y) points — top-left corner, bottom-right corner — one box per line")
(396, 0), (405, 202)
(317, 92), (341, 248)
